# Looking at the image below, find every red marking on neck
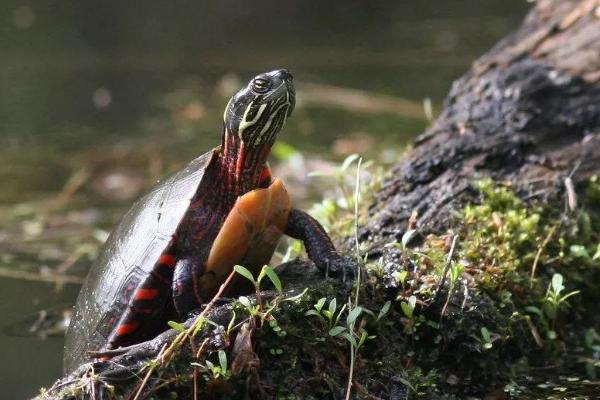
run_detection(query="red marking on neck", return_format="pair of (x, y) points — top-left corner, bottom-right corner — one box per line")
(235, 141), (246, 183)
(258, 166), (272, 187)
(216, 130), (273, 197)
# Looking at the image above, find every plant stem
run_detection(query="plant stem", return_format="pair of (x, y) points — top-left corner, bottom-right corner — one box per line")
(353, 157), (362, 308)
(344, 345), (355, 400)
(345, 157), (363, 400)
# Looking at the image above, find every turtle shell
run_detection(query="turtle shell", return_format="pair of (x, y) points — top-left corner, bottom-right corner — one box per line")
(63, 150), (214, 373)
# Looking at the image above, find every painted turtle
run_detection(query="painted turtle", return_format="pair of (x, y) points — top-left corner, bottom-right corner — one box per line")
(64, 69), (354, 372)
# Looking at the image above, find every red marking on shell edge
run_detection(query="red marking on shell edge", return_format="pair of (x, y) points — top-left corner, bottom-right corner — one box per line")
(158, 254), (177, 267)
(131, 307), (155, 315)
(116, 322), (140, 337)
(134, 288), (160, 301)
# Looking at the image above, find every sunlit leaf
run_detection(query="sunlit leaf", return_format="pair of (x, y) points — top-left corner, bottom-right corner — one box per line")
(328, 298), (337, 315)
(341, 331), (357, 347)
(283, 288), (308, 302)
(400, 302), (413, 318)
(329, 326), (346, 337)
(592, 243), (600, 261)
(315, 297), (326, 312)
(570, 244), (590, 259)
(167, 320), (185, 332)
(346, 306), (363, 326)
(377, 301), (391, 321)
(238, 296), (252, 310)
(358, 330), (368, 348)
(551, 273), (564, 294)
(401, 229), (417, 248)
(234, 265), (256, 284)
(227, 311), (236, 333)
(341, 154), (360, 172)
(263, 266), (282, 293)
(408, 295), (416, 311)
(218, 350), (227, 372)
(481, 327), (491, 342)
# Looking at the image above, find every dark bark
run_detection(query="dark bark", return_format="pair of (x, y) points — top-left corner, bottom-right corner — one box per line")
(366, 0), (600, 251)
(35, 1), (600, 399)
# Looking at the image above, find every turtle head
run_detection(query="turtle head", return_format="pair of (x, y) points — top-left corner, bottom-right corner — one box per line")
(224, 69), (295, 149)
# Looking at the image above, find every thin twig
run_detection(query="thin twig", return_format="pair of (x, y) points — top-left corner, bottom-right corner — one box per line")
(353, 157), (363, 308)
(432, 235), (458, 303)
(90, 365), (96, 400)
(193, 368), (198, 400)
(530, 223), (559, 286)
(195, 337), (210, 359)
(439, 236), (459, 317)
(300, 82), (427, 118)
(161, 269), (237, 364)
(130, 343), (168, 400)
(125, 270), (237, 399)
(54, 167), (90, 208)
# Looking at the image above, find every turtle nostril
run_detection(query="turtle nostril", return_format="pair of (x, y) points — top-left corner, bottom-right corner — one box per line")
(276, 69), (292, 81)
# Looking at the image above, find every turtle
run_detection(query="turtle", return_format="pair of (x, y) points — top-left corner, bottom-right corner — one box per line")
(63, 69), (355, 372)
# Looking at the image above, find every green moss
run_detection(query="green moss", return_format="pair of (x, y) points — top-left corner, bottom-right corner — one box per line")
(320, 176), (600, 397)
(461, 179), (546, 281)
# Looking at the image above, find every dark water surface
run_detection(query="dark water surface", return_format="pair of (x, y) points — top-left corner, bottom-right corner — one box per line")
(0, 1), (532, 398)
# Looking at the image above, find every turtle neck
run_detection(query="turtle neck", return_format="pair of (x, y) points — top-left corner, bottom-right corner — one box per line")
(216, 128), (271, 201)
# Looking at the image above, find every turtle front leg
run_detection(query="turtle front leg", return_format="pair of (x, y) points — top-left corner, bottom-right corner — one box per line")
(284, 208), (358, 281)
(172, 258), (205, 319)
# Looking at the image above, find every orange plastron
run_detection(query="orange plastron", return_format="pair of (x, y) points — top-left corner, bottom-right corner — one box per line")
(204, 178), (291, 295)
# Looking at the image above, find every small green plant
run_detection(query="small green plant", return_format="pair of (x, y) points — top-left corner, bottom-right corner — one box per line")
(328, 301), (375, 400)
(234, 264), (282, 310)
(525, 273), (580, 341)
(400, 295), (416, 319)
(449, 261), (465, 293)
(305, 297), (347, 330)
(543, 273), (580, 324)
(399, 295), (419, 334)
(192, 350), (230, 381)
(396, 368), (441, 396)
(233, 264), (288, 325)
(569, 243), (600, 266)
(308, 154), (380, 239)
(237, 295), (261, 318)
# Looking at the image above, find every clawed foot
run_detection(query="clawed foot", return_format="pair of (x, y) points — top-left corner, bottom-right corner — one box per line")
(322, 253), (360, 286)
(88, 344), (135, 361)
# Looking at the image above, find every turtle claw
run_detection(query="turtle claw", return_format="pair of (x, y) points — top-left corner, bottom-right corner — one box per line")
(323, 253), (360, 285)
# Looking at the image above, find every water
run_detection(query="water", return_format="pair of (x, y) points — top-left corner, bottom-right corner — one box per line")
(0, 1), (530, 398)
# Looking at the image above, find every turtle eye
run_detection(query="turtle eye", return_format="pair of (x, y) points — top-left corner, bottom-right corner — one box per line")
(252, 78), (270, 93)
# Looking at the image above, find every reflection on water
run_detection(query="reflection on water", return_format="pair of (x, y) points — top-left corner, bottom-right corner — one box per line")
(0, 1), (530, 398)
